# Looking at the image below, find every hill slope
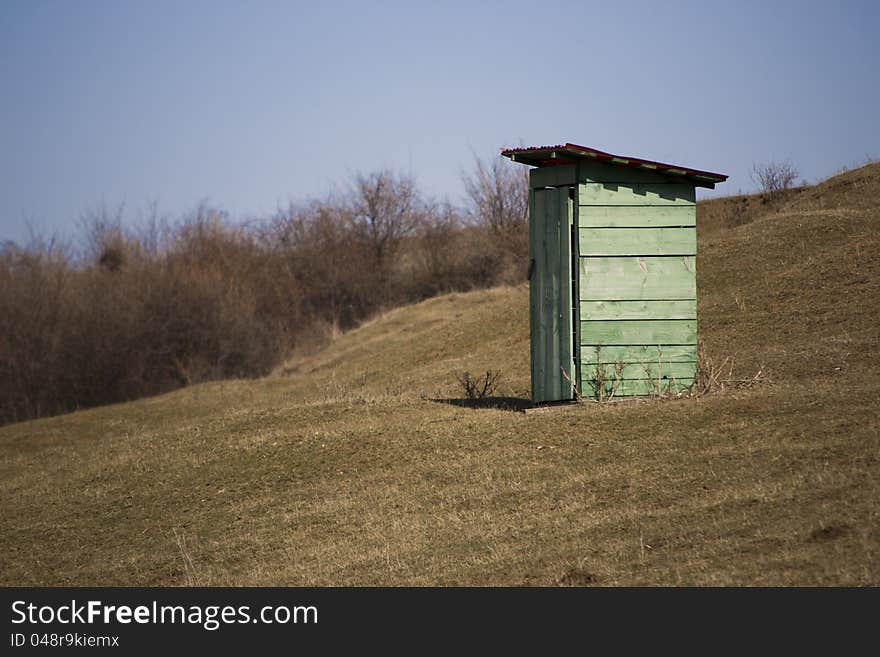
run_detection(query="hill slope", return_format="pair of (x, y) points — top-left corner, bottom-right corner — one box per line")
(1, 164), (878, 585)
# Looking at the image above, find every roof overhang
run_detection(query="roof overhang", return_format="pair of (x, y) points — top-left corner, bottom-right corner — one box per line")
(501, 143), (727, 188)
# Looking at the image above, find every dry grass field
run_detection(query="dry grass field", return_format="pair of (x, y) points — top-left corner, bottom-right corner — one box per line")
(1, 164), (878, 586)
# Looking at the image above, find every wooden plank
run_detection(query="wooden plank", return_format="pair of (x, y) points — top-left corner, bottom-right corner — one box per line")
(572, 202), (582, 387)
(530, 164), (577, 189)
(576, 160), (681, 184)
(580, 360), (696, 381)
(530, 189), (546, 402)
(555, 189), (574, 400)
(581, 377), (694, 398)
(580, 300), (696, 320)
(579, 227), (696, 256)
(579, 256), (696, 300)
(579, 182), (695, 205)
(578, 205), (696, 228)
(580, 345), (698, 364)
(528, 189), (538, 402)
(530, 188), (574, 403)
(580, 319), (697, 345)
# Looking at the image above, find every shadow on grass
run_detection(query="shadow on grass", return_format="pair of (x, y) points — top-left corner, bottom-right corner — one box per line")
(430, 396), (533, 412)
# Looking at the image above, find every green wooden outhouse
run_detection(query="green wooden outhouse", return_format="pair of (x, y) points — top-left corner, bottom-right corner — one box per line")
(501, 143), (727, 402)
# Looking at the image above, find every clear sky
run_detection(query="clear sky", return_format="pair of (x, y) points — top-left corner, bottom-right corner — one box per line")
(2, 0), (878, 243)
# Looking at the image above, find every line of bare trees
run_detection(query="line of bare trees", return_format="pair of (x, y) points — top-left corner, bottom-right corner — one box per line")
(0, 155), (529, 425)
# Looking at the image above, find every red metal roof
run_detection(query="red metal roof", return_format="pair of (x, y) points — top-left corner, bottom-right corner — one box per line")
(501, 143), (727, 186)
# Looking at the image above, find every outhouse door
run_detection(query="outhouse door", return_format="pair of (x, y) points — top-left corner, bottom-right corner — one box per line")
(529, 187), (576, 403)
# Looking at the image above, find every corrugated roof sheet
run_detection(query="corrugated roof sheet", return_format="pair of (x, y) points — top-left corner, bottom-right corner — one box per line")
(501, 143), (727, 186)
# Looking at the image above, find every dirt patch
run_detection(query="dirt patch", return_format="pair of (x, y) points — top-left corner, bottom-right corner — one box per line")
(558, 569), (599, 586)
(809, 524), (852, 542)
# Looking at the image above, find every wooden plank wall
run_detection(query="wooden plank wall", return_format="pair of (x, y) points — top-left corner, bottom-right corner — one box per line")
(577, 182), (697, 398)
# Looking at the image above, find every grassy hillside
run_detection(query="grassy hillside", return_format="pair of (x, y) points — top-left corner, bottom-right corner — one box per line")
(1, 164), (878, 585)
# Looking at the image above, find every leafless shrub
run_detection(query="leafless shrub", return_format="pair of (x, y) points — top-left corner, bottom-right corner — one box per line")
(641, 363), (675, 398)
(463, 154), (530, 269)
(751, 160), (799, 195)
(409, 206), (509, 297)
(457, 370), (501, 400)
(410, 202), (461, 297)
(587, 356), (626, 402)
(463, 154), (529, 231)
(0, 204), (296, 424)
(691, 346), (767, 396)
(351, 170), (421, 277)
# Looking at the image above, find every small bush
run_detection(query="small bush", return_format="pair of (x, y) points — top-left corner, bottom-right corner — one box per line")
(456, 370), (501, 400)
(751, 160), (799, 195)
(586, 361), (625, 402)
(692, 345), (767, 396)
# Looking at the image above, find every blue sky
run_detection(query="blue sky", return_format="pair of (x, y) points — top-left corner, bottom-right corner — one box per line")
(2, 0), (878, 243)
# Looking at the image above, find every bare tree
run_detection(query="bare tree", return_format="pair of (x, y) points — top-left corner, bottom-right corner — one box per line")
(77, 203), (152, 273)
(413, 201), (461, 293)
(751, 160), (799, 194)
(351, 170), (421, 273)
(462, 154), (529, 232)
